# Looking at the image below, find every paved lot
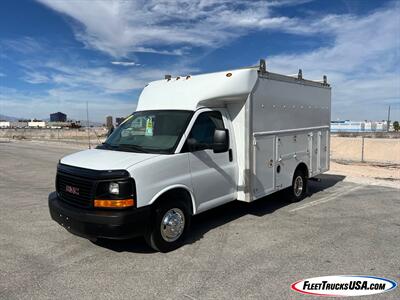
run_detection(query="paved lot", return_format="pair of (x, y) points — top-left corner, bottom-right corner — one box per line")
(0, 141), (399, 299)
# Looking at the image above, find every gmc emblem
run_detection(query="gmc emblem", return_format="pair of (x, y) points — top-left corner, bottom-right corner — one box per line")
(65, 185), (79, 195)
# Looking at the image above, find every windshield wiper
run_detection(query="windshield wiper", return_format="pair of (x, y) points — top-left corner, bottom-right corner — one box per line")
(97, 142), (118, 150)
(118, 144), (149, 153)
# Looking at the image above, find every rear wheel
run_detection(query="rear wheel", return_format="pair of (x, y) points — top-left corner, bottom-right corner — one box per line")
(288, 169), (308, 202)
(145, 199), (190, 252)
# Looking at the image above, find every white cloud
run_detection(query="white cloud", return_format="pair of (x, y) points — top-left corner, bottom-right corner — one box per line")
(29, 60), (197, 94)
(9, 57), (198, 121)
(2, 36), (44, 54)
(36, 0), (312, 58)
(111, 61), (140, 66)
(3, 1), (399, 122)
(0, 86), (137, 122)
(267, 3), (400, 121)
(22, 71), (50, 84)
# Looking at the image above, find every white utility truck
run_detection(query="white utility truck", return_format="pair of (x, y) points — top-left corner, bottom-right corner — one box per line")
(49, 60), (331, 252)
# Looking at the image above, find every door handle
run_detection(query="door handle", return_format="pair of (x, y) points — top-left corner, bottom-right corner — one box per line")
(228, 149), (233, 162)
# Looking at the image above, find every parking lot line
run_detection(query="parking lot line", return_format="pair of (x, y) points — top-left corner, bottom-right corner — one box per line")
(289, 186), (363, 212)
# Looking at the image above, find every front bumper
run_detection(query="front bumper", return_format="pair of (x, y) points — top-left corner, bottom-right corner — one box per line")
(48, 192), (151, 240)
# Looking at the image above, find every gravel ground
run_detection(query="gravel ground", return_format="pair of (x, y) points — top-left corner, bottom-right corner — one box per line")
(0, 141), (399, 299)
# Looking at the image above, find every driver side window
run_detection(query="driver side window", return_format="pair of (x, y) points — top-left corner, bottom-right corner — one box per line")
(185, 111), (224, 151)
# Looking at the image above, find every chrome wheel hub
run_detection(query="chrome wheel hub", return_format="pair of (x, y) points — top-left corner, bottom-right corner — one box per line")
(160, 208), (185, 242)
(294, 176), (303, 197)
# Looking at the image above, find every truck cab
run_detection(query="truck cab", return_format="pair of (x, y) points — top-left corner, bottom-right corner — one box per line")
(49, 60), (331, 252)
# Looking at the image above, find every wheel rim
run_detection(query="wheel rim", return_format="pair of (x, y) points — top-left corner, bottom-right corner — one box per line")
(294, 176), (303, 197)
(160, 208), (185, 242)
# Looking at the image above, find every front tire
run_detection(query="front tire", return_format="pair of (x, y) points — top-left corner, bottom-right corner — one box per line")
(288, 169), (308, 202)
(145, 199), (191, 252)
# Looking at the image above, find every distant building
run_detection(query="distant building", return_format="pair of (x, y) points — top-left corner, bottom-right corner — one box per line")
(50, 112), (67, 122)
(331, 120), (387, 132)
(365, 121), (387, 132)
(11, 121), (28, 128)
(116, 117), (125, 126)
(0, 121), (10, 128)
(28, 120), (46, 128)
(106, 116), (113, 129)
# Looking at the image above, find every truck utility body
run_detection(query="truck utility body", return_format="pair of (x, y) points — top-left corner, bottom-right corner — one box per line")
(49, 60), (331, 252)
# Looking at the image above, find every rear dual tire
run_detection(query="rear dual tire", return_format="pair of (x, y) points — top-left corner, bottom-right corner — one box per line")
(288, 169), (308, 203)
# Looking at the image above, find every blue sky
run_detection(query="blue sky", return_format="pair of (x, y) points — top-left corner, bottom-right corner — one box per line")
(0, 0), (399, 122)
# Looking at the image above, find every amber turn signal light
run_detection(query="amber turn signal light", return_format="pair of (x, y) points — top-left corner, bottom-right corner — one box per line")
(94, 199), (134, 208)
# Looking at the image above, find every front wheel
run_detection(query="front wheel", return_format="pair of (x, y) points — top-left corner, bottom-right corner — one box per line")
(145, 200), (191, 252)
(288, 170), (308, 202)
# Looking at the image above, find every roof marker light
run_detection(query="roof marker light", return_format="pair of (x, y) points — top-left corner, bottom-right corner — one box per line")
(165, 75), (171, 81)
(186, 75), (191, 79)
(259, 59), (266, 74)
(226, 73), (232, 77)
(176, 76), (180, 80)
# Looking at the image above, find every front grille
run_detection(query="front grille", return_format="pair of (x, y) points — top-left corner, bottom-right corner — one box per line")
(56, 173), (94, 208)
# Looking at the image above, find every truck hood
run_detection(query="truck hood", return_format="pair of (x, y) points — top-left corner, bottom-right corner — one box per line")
(60, 149), (160, 171)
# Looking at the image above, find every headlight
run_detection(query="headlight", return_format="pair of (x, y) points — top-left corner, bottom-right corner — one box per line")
(109, 182), (119, 195)
(95, 178), (136, 209)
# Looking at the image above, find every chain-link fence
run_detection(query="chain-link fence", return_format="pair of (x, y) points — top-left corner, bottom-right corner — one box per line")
(331, 136), (400, 164)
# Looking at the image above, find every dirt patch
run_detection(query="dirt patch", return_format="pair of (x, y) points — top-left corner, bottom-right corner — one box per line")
(327, 161), (400, 188)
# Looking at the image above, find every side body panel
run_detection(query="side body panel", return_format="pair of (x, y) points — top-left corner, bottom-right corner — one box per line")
(248, 75), (331, 201)
(252, 77), (330, 133)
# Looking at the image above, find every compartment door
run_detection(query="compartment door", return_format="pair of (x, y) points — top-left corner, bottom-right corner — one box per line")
(308, 132), (319, 176)
(319, 130), (329, 172)
(253, 135), (275, 198)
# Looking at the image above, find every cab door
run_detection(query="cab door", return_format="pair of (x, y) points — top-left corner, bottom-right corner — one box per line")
(184, 109), (237, 213)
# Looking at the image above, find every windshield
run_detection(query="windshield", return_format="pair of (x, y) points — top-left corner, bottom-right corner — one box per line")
(101, 110), (193, 154)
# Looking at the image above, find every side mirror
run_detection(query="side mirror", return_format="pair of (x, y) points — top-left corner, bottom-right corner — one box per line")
(213, 129), (229, 153)
(107, 126), (114, 137)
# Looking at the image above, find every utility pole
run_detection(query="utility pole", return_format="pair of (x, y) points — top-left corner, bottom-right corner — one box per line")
(387, 105), (391, 132)
(86, 101), (91, 149)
